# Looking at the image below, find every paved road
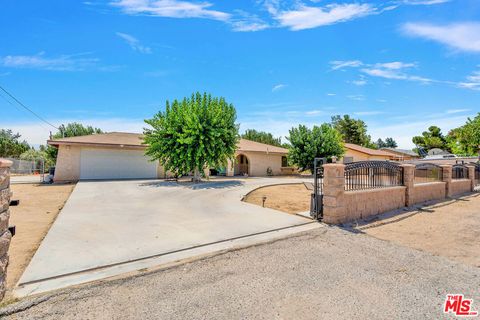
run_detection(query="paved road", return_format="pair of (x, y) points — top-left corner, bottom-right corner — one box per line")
(4, 226), (479, 319)
(18, 177), (311, 295)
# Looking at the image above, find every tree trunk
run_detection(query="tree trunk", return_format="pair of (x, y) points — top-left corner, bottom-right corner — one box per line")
(193, 168), (201, 183)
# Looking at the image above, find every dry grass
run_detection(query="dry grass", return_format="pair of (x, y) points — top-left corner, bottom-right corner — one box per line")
(6, 183), (75, 295)
(243, 183), (311, 214)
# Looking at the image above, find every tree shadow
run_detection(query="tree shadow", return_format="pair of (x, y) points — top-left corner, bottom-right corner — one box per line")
(139, 180), (244, 190)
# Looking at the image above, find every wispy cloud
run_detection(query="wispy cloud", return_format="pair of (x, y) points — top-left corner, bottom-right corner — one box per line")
(401, 0), (451, 4)
(116, 32), (152, 54)
(0, 52), (100, 71)
(354, 111), (384, 116)
(326, 93), (336, 96)
(402, 22), (480, 53)
(111, 0), (230, 21)
(272, 83), (287, 92)
(446, 108), (470, 114)
(347, 94), (365, 101)
(272, 3), (376, 31)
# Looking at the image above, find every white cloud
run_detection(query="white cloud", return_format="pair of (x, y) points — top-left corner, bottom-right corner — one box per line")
(347, 94), (365, 101)
(274, 3), (376, 31)
(402, 22), (480, 53)
(354, 111), (383, 116)
(326, 93), (336, 96)
(272, 83), (287, 92)
(374, 61), (416, 69)
(0, 52), (99, 71)
(116, 32), (152, 54)
(330, 60), (363, 70)
(446, 108), (470, 114)
(458, 70), (480, 90)
(401, 0), (450, 4)
(111, 0), (230, 21)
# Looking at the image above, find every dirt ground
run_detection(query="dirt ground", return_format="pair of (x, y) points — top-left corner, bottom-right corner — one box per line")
(243, 183), (310, 214)
(360, 193), (480, 267)
(6, 183), (75, 293)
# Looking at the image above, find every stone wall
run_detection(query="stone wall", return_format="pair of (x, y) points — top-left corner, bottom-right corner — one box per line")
(411, 182), (446, 205)
(450, 179), (472, 196)
(0, 159), (12, 300)
(322, 163), (477, 224)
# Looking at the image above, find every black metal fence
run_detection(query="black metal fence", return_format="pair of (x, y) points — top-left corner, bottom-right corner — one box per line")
(474, 163), (480, 186)
(414, 163), (442, 184)
(452, 164), (469, 180)
(344, 161), (404, 191)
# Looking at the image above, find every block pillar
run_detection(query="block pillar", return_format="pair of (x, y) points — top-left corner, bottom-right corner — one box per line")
(440, 165), (452, 197)
(0, 159), (12, 301)
(322, 164), (346, 224)
(226, 159), (234, 177)
(467, 165), (476, 192)
(401, 164), (415, 207)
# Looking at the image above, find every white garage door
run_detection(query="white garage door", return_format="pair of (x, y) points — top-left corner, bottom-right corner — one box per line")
(80, 148), (158, 180)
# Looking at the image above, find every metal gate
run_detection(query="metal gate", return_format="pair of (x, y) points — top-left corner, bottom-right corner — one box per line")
(474, 163), (480, 188)
(310, 158), (326, 220)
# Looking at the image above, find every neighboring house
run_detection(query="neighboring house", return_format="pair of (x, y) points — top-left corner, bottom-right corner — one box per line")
(47, 132), (290, 182)
(342, 143), (395, 163)
(380, 148), (420, 161)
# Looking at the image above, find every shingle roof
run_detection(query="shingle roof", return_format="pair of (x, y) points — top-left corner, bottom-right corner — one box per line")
(344, 143), (394, 157)
(380, 148), (419, 157)
(48, 132), (288, 154)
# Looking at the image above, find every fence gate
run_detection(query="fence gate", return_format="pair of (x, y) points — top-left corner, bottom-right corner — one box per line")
(475, 163), (480, 187)
(310, 158), (326, 220)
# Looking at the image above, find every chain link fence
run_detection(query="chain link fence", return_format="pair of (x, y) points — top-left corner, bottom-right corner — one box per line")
(5, 157), (46, 183)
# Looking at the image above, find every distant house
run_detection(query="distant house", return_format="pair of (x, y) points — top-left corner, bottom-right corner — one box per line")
(47, 132), (290, 182)
(342, 143), (395, 163)
(380, 148), (420, 161)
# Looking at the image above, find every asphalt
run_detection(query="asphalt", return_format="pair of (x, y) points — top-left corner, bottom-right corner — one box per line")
(3, 225), (479, 319)
(17, 177), (312, 296)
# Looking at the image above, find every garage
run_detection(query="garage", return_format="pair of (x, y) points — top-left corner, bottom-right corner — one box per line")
(79, 148), (158, 180)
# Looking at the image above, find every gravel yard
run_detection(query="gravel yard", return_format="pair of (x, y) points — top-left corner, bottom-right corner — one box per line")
(243, 183), (311, 214)
(2, 224), (479, 319)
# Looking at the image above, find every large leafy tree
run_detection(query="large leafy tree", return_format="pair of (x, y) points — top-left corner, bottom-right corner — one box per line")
(331, 115), (374, 148)
(144, 92), (239, 181)
(287, 124), (344, 172)
(447, 113), (480, 156)
(0, 129), (31, 158)
(375, 137), (398, 149)
(241, 129), (282, 147)
(46, 122), (103, 161)
(412, 125), (449, 152)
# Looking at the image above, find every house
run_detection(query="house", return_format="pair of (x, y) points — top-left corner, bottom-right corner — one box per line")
(380, 148), (420, 161)
(47, 132), (290, 182)
(342, 143), (395, 163)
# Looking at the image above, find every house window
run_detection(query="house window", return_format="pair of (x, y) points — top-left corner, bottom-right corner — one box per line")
(281, 156), (288, 167)
(343, 157), (354, 164)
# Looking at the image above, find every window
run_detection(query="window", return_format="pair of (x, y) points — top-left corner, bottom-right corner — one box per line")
(281, 156), (288, 167)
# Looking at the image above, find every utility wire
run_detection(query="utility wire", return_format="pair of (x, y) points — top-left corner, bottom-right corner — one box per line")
(0, 84), (59, 130)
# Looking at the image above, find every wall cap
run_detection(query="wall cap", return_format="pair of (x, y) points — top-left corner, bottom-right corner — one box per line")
(0, 159), (13, 168)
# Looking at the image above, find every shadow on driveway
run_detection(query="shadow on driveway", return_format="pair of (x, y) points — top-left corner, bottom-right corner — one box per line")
(139, 180), (245, 190)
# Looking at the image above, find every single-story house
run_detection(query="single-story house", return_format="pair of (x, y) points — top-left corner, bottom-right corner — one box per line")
(380, 148), (420, 161)
(47, 132), (290, 182)
(342, 143), (395, 163)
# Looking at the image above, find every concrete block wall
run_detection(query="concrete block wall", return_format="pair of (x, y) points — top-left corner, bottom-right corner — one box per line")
(322, 162), (477, 224)
(0, 159), (12, 301)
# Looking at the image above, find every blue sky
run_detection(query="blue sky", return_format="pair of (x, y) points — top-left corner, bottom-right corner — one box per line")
(1, 0), (479, 148)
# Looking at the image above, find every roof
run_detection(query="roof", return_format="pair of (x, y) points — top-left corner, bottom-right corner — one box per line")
(48, 132), (145, 148)
(380, 148), (419, 157)
(344, 143), (394, 157)
(237, 139), (288, 154)
(48, 132), (289, 154)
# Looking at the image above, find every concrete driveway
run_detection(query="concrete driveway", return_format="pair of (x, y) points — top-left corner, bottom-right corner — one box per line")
(16, 177), (316, 296)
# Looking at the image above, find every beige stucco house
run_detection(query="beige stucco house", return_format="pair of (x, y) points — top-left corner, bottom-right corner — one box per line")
(48, 132), (290, 182)
(342, 143), (395, 163)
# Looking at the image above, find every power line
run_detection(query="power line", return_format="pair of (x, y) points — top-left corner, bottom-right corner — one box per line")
(0, 84), (59, 130)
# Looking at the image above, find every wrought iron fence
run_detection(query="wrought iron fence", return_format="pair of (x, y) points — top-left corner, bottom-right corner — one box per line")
(452, 164), (469, 180)
(344, 161), (403, 191)
(414, 163), (442, 184)
(473, 163), (480, 186)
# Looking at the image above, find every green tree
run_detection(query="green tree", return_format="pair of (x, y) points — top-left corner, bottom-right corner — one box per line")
(46, 122), (103, 162)
(0, 129), (30, 157)
(241, 129), (282, 147)
(331, 115), (374, 147)
(447, 113), (480, 156)
(412, 126), (449, 152)
(287, 124), (344, 172)
(19, 149), (54, 172)
(144, 92), (239, 181)
(375, 137), (398, 149)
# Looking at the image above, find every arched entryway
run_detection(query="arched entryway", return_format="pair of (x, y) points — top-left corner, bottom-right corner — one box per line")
(234, 154), (249, 176)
